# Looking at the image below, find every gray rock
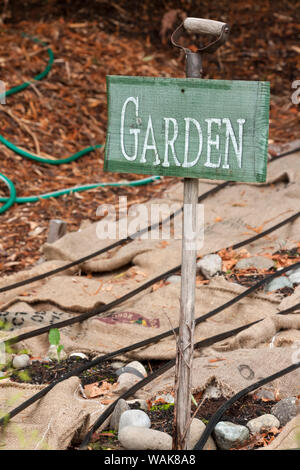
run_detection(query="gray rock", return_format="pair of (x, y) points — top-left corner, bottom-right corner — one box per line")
(126, 399), (148, 412)
(118, 426), (172, 450)
(118, 410), (151, 434)
(288, 267), (300, 285)
(0, 371), (5, 377)
(115, 372), (141, 393)
(110, 399), (130, 431)
(271, 397), (300, 426)
(197, 254), (222, 279)
(213, 421), (250, 450)
(264, 276), (293, 293)
(188, 418), (217, 450)
(166, 275), (181, 284)
(235, 256), (274, 271)
(12, 354), (30, 369)
(69, 352), (88, 360)
(246, 414), (280, 434)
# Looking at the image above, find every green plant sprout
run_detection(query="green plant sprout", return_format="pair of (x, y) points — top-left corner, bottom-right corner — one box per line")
(48, 328), (64, 361)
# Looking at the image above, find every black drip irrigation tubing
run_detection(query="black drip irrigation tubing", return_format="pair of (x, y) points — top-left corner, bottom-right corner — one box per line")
(3, 244), (300, 348)
(0, 289), (299, 431)
(78, 301), (300, 449)
(0, 320), (261, 429)
(193, 361), (300, 450)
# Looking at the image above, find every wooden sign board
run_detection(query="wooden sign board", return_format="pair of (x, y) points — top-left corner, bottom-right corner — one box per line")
(104, 75), (270, 183)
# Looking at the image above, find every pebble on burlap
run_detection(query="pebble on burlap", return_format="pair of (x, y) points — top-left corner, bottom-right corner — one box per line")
(271, 397), (300, 427)
(12, 354), (30, 369)
(197, 254), (222, 279)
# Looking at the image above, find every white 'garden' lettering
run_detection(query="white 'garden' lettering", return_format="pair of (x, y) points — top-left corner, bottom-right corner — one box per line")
(120, 96), (246, 170)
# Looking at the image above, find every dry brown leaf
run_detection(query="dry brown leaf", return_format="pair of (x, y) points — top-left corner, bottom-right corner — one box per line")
(84, 380), (114, 398)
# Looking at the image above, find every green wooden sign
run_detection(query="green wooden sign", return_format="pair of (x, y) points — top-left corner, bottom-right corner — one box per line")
(104, 75), (270, 183)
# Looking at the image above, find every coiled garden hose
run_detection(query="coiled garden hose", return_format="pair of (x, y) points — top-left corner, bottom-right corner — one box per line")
(0, 34), (160, 213)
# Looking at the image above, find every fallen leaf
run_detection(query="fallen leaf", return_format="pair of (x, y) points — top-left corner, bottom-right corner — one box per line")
(84, 380), (114, 398)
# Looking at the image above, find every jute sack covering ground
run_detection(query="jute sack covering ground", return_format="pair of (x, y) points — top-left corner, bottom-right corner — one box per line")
(0, 153), (299, 449)
(0, 377), (108, 450)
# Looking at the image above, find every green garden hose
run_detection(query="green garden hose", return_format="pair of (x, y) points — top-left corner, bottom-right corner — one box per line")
(0, 34), (160, 213)
(0, 176), (161, 204)
(0, 173), (16, 213)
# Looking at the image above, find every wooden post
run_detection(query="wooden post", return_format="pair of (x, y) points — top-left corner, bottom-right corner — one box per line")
(47, 219), (67, 244)
(173, 177), (198, 450)
(173, 50), (201, 450)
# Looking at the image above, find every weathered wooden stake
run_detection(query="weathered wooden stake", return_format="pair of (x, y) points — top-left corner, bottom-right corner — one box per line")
(173, 49), (202, 450)
(173, 177), (198, 450)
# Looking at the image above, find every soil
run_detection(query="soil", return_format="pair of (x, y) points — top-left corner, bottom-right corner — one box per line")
(9, 356), (117, 386)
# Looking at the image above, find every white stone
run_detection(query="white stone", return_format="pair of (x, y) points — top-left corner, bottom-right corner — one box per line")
(12, 354), (30, 369)
(69, 352), (88, 360)
(188, 418), (217, 450)
(118, 426), (172, 450)
(166, 275), (181, 284)
(118, 410), (151, 434)
(265, 277), (293, 293)
(111, 361), (125, 370)
(197, 254), (222, 279)
(126, 361), (147, 378)
(247, 414), (280, 434)
(288, 268), (300, 285)
(47, 344), (67, 361)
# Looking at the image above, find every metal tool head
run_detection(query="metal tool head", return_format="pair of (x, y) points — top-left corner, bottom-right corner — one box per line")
(171, 17), (230, 54)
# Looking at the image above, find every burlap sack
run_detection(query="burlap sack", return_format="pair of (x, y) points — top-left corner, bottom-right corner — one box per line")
(137, 348), (300, 400)
(0, 377), (108, 450)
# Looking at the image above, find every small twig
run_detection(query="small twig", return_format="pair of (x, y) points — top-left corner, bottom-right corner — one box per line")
(0, 46), (49, 65)
(0, 105), (40, 155)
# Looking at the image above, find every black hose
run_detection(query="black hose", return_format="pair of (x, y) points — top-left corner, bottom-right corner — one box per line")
(2, 301), (299, 431)
(4, 257), (300, 348)
(78, 320), (263, 449)
(0, 320), (260, 429)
